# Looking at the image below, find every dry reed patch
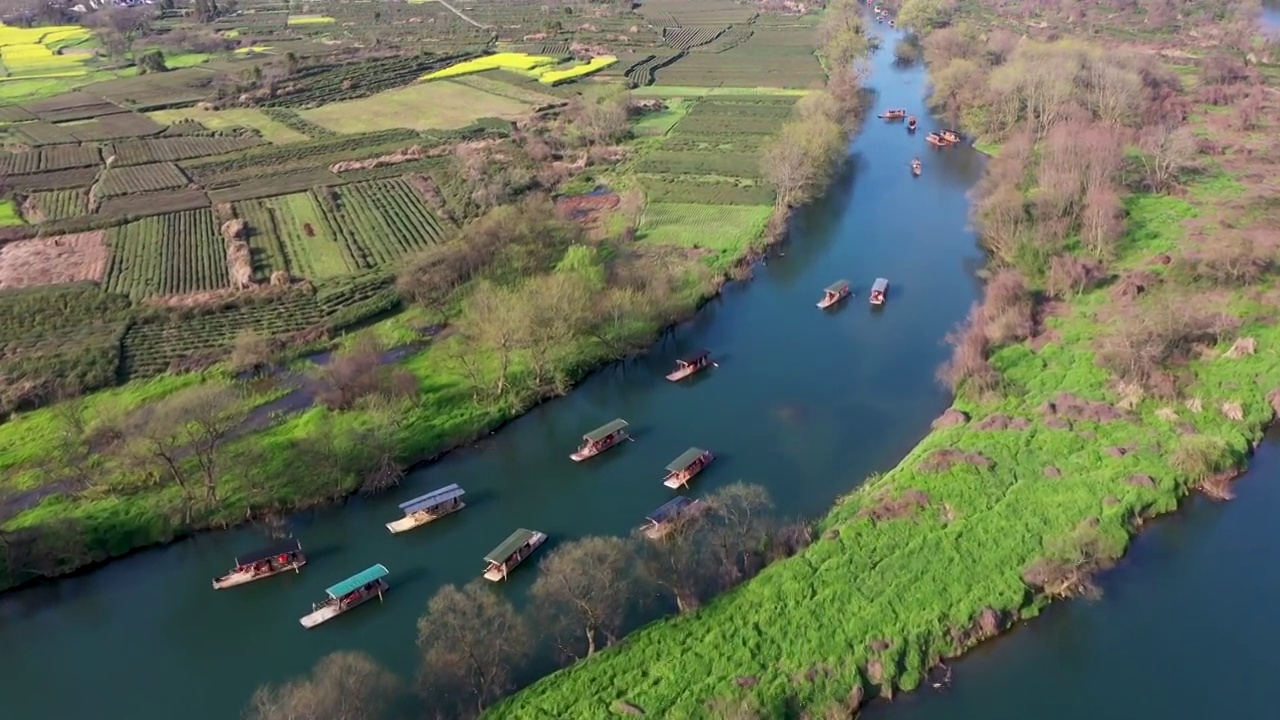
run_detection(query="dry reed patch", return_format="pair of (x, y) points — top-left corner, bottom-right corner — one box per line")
(856, 489), (931, 523)
(1225, 337), (1256, 358)
(1220, 401), (1244, 421)
(1039, 392), (1126, 423)
(973, 413), (1031, 431)
(931, 408), (969, 429)
(0, 231), (107, 290)
(919, 448), (994, 473)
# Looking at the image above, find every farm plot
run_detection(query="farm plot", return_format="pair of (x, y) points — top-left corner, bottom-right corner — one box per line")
(205, 168), (346, 204)
(654, 29), (824, 88)
(82, 68), (223, 110)
(626, 53), (684, 87)
(639, 0), (759, 25)
(97, 189), (212, 220)
(0, 232), (108, 290)
(13, 121), (80, 145)
(103, 210), (227, 299)
(0, 105), (36, 122)
(635, 150), (763, 178)
(0, 144), (101, 175)
(261, 52), (480, 108)
(4, 166), (99, 192)
(109, 135), (266, 165)
(235, 191), (352, 280)
(65, 112), (166, 141)
(298, 81), (537, 133)
(181, 129), (419, 185)
(639, 202), (772, 265)
(663, 26), (727, 51)
(639, 176), (775, 206)
(449, 74), (561, 106)
(21, 92), (125, 122)
(147, 107), (310, 144)
(319, 179), (449, 269)
(28, 189), (86, 221)
(98, 162), (190, 199)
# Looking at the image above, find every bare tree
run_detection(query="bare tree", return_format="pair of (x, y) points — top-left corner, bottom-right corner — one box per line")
(703, 483), (775, 587)
(635, 510), (715, 613)
(418, 582), (532, 718)
(530, 536), (638, 658)
(313, 334), (418, 411)
(246, 651), (399, 720)
(229, 330), (277, 375)
(458, 282), (525, 399)
(1079, 185), (1125, 259)
(1137, 124), (1198, 192)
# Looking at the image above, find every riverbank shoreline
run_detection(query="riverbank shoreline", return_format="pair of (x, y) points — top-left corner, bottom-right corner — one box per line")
(482, 10), (1280, 718)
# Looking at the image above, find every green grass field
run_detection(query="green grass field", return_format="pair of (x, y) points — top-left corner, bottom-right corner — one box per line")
(639, 202), (773, 268)
(147, 107), (310, 144)
(236, 191), (352, 280)
(297, 81), (538, 133)
(0, 199), (24, 226)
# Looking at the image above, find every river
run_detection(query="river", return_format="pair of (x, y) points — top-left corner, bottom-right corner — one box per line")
(0, 22), (985, 720)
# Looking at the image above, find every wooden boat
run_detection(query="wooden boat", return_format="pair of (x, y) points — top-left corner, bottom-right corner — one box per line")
(889, 19), (895, 27)
(878, 108), (907, 120)
(926, 132), (949, 148)
(870, 277), (889, 306)
(666, 349), (712, 382)
(299, 564), (389, 629)
(483, 528), (547, 581)
(911, 158), (922, 176)
(941, 129), (961, 144)
(640, 496), (705, 540)
(570, 418), (630, 462)
(817, 280), (851, 309)
(385, 483), (465, 534)
(663, 447), (714, 490)
(907, 116), (917, 132)
(212, 539), (305, 590)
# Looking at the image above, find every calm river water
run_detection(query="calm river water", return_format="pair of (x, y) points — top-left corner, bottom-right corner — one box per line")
(0, 23), (988, 720)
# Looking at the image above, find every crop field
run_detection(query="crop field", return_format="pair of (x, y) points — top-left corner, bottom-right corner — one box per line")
(27, 189), (85, 221)
(260, 52), (479, 108)
(204, 168), (346, 204)
(97, 189), (212, 220)
(0, 231), (107, 290)
(0, 144), (100, 175)
(320, 179), (450, 269)
(20, 92), (124, 122)
(98, 163), (190, 199)
(109, 136), (266, 165)
(0, 23), (94, 79)
(83, 68), (226, 110)
(663, 26), (728, 51)
(638, 0), (760, 25)
(147, 107), (310, 144)
(640, 202), (773, 265)
(638, 176), (775, 206)
(635, 149), (763, 178)
(12, 121), (79, 145)
(235, 191), (352, 280)
(297, 81), (538, 133)
(422, 52), (560, 81)
(653, 29), (824, 88)
(447, 74), (560, 106)
(63, 112), (166, 141)
(4, 166), (99, 192)
(103, 210), (226, 299)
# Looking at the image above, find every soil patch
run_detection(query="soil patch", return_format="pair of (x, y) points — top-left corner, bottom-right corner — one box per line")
(974, 413), (1031, 431)
(1039, 392), (1126, 423)
(931, 408), (968, 429)
(919, 449), (994, 473)
(857, 489), (931, 522)
(0, 231), (107, 289)
(555, 190), (619, 231)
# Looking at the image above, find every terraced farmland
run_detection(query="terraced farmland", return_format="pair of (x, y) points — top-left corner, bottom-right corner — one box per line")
(103, 210), (227, 299)
(28, 189), (86, 221)
(98, 162), (190, 199)
(320, 178), (451, 269)
(235, 191), (352, 280)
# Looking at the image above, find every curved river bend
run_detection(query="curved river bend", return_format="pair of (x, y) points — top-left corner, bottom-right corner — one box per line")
(0, 23), (987, 720)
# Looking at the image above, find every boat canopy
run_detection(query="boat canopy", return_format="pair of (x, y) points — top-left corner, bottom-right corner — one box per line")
(666, 447), (708, 473)
(825, 280), (850, 294)
(325, 564), (389, 599)
(679, 349), (710, 365)
(486, 529), (537, 564)
(584, 418), (628, 442)
(399, 483), (464, 515)
(646, 496), (695, 525)
(872, 278), (889, 293)
(235, 539), (301, 566)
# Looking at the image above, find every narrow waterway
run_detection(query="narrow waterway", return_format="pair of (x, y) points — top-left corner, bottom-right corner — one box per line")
(868, 428), (1280, 720)
(0, 24), (986, 720)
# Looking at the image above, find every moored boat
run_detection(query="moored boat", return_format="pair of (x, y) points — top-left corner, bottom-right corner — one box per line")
(640, 496), (705, 540)
(299, 564), (389, 629)
(385, 483), (465, 534)
(926, 132), (948, 148)
(665, 349), (712, 382)
(941, 129), (961, 144)
(878, 108), (907, 120)
(212, 539), (305, 590)
(663, 447), (715, 490)
(817, 280), (851, 309)
(483, 528), (547, 581)
(570, 418), (630, 461)
(870, 277), (889, 306)
(911, 157), (922, 176)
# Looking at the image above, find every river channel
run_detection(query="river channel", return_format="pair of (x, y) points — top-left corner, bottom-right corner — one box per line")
(0, 22), (986, 720)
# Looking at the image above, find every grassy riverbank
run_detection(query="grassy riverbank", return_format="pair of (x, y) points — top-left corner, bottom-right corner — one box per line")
(486, 7), (1280, 719)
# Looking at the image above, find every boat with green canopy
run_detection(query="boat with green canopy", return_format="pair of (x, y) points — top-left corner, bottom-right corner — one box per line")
(570, 418), (630, 462)
(483, 528), (547, 581)
(817, 280), (851, 309)
(299, 564), (389, 629)
(640, 496), (705, 540)
(662, 447), (714, 489)
(385, 483), (465, 534)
